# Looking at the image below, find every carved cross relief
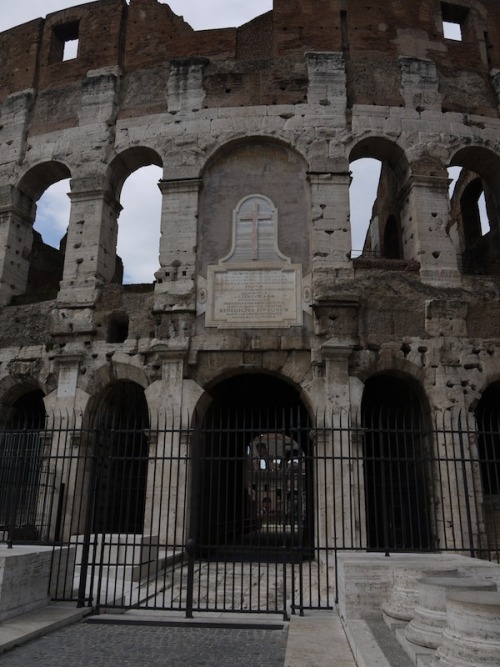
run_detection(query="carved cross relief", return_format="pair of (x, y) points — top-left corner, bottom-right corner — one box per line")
(201, 193), (307, 329)
(220, 194), (289, 264)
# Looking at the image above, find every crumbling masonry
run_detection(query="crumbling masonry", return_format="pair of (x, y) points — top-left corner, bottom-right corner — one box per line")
(0, 0), (499, 601)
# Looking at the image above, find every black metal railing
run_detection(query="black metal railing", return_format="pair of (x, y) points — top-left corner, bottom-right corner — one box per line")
(0, 409), (498, 615)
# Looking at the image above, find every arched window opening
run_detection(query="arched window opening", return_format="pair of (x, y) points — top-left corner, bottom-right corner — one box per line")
(15, 163), (71, 302)
(93, 381), (149, 534)
(117, 165), (162, 284)
(349, 156), (404, 261)
(28, 179), (71, 299)
(349, 158), (382, 257)
(0, 389), (47, 542)
(362, 375), (432, 552)
(197, 374), (312, 561)
(476, 382), (500, 556)
(448, 159), (499, 275)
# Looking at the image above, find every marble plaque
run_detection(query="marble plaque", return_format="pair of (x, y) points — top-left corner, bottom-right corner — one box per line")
(205, 264), (302, 328)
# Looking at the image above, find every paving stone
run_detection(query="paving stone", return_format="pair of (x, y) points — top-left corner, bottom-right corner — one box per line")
(0, 620), (288, 667)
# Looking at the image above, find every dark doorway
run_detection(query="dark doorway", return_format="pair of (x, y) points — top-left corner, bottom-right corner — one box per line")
(93, 382), (149, 534)
(476, 382), (500, 554)
(0, 390), (46, 541)
(195, 374), (312, 561)
(362, 375), (432, 551)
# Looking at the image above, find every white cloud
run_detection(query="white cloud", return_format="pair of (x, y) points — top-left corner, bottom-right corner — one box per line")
(117, 167), (163, 283)
(35, 180), (71, 248)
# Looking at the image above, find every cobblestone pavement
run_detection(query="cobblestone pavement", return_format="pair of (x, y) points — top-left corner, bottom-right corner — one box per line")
(0, 620), (288, 667)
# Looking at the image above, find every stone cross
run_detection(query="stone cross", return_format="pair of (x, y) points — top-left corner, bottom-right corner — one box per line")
(238, 201), (273, 260)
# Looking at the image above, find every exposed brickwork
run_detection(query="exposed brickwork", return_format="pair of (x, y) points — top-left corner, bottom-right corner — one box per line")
(2, 0), (500, 115)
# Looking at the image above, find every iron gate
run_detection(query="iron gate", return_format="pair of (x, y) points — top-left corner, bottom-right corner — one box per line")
(1, 410), (499, 616)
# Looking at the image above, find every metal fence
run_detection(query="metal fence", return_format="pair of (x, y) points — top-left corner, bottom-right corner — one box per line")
(0, 409), (498, 616)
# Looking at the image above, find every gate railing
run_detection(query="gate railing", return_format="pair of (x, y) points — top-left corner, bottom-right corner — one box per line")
(0, 409), (498, 615)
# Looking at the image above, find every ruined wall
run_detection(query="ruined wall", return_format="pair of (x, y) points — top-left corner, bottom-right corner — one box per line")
(0, 0), (498, 432)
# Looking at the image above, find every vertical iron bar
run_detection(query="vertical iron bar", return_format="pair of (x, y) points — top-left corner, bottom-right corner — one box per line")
(379, 409), (390, 557)
(77, 421), (100, 608)
(186, 416), (201, 618)
(457, 412), (475, 558)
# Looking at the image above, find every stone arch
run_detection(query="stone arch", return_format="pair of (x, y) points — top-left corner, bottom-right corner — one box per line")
(449, 146), (500, 274)
(202, 135), (311, 173)
(104, 147), (163, 284)
(8, 161), (73, 300)
(361, 371), (433, 552)
(87, 379), (150, 534)
(349, 136), (410, 259)
(18, 161), (72, 203)
(354, 358), (429, 404)
(197, 137), (311, 276)
(0, 383), (47, 540)
(82, 361), (150, 418)
(192, 371), (314, 559)
(349, 136), (410, 180)
(106, 146), (163, 200)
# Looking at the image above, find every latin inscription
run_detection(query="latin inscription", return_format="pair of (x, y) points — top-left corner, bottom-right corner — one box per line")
(206, 267), (302, 328)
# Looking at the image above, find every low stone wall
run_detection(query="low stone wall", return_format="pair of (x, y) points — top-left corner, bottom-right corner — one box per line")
(0, 544), (75, 621)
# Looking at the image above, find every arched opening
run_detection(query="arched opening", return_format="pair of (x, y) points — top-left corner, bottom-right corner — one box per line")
(92, 381), (149, 534)
(107, 148), (163, 286)
(16, 162), (72, 301)
(448, 148), (500, 275)
(195, 373), (312, 561)
(475, 381), (500, 555)
(117, 165), (162, 284)
(0, 389), (46, 541)
(349, 157), (382, 256)
(349, 139), (407, 261)
(361, 374), (432, 552)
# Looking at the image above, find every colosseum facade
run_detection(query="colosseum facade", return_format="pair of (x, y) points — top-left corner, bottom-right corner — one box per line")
(0, 0), (499, 613)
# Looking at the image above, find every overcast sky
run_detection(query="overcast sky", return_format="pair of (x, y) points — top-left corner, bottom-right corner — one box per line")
(0, 1), (420, 282)
(0, 0), (273, 32)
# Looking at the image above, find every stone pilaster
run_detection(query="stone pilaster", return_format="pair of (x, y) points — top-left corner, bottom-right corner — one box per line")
(154, 176), (201, 313)
(399, 57), (441, 111)
(143, 352), (202, 544)
(0, 186), (35, 305)
(309, 164), (353, 295)
(306, 52), (346, 122)
(399, 174), (460, 285)
(167, 58), (209, 114)
(316, 339), (362, 556)
(57, 176), (122, 307)
(0, 90), (34, 165)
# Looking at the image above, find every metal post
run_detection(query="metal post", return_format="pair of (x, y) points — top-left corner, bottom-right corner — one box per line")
(186, 417), (201, 618)
(77, 423), (100, 608)
(457, 412), (475, 558)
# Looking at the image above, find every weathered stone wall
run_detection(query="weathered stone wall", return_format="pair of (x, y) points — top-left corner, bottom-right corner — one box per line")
(0, 2), (499, 558)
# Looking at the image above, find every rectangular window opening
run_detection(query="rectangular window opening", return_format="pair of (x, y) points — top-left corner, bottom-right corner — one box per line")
(63, 38), (79, 61)
(441, 3), (469, 42)
(443, 20), (463, 41)
(50, 21), (80, 63)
